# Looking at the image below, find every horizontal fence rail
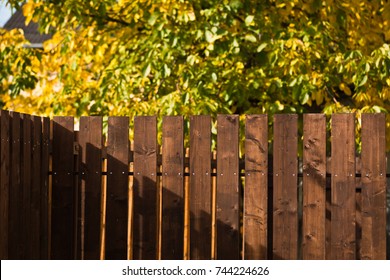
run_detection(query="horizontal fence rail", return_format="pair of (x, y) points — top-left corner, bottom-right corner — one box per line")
(0, 111), (388, 260)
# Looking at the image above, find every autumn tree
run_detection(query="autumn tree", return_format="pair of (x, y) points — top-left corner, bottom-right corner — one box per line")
(1, 0), (390, 146)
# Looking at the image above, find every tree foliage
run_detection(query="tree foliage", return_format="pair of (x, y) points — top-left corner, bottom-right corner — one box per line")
(1, 0), (390, 147)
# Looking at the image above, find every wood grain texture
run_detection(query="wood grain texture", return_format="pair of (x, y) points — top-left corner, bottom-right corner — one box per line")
(133, 116), (158, 260)
(330, 114), (356, 260)
(360, 114), (386, 260)
(40, 117), (50, 259)
(189, 116), (212, 260)
(161, 116), (184, 259)
(216, 115), (240, 260)
(31, 115), (42, 259)
(106, 117), (129, 259)
(0, 111), (10, 259)
(273, 114), (298, 260)
(243, 115), (268, 260)
(302, 114), (326, 259)
(79, 117), (103, 259)
(21, 114), (32, 259)
(8, 112), (22, 259)
(51, 116), (75, 259)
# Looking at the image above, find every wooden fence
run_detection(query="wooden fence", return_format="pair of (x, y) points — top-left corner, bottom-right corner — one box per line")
(0, 110), (388, 260)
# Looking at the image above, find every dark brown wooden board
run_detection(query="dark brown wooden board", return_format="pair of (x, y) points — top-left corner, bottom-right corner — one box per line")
(106, 117), (129, 260)
(0, 111), (10, 259)
(30, 115), (42, 259)
(360, 113), (386, 259)
(51, 116), (75, 259)
(273, 114), (298, 260)
(79, 117), (103, 259)
(9, 112), (22, 259)
(302, 114), (326, 259)
(330, 114), (356, 260)
(133, 116), (158, 260)
(21, 114), (32, 259)
(161, 116), (184, 259)
(189, 115), (212, 260)
(216, 115), (240, 260)
(40, 117), (50, 259)
(243, 115), (268, 260)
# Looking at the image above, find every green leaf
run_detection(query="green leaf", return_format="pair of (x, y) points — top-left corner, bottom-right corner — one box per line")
(212, 72), (217, 82)
(205, 30), (214, 43)
(163, 64), (171, 77)
(143, 63), (151, 77)
(257, 42), (267, 53)
(358, 75), (368, 87)
(289, 78), (297, 87)
(245, 15), (254, 26)
(245, 34), (257, 43)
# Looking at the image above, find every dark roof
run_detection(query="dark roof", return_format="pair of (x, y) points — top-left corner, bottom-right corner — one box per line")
(3, 8), (52, 46)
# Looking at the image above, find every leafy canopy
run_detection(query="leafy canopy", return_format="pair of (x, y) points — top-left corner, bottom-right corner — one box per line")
(1, 0), (390, 147)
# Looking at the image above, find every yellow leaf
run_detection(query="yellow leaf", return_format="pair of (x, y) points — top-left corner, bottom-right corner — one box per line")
(339, 83), (352, 96)
(23, 2), (35, 25)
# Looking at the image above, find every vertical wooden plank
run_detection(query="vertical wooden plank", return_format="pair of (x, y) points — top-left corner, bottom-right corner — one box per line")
(273, 114), (298, 260)
(361, 113), (386, 260)
(161, 116), (184, 259)
(302, 114), (326, 259)
(244, 115), (268, 260)
(79, 117), (103, 260)
(216, 115), (240, 260)
(0, 110), (10, 259)
(52, 116), (75, 259)
(133, 116), (158, 260)
(9, 112), (22, 259)
(30, 116), (42, 259)
(189, 116), (212, 260)
(22, 114), (32, 259)
(106, 117), (129, 260)
(40, 117), (50, 259)
(331, 114), (356, 260)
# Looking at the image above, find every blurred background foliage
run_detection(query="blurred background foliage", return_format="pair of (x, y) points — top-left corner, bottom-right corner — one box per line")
(1, 0), (390, 149)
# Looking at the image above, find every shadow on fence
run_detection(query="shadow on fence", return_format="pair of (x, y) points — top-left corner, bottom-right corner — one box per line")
(0, 110), (388, 260)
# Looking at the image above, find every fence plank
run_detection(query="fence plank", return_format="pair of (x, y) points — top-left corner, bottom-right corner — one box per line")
(216, 115), (240, 260)
(361, 113), (386, 260)
(133, 116), (158, 260)
(79, 117), (103, 259)
(302, 114), (326, 259)
(0, 111), (10, 259)
(273, 114), (298, 260)
(330, 114), (356, 260)
(243, 115), (268, 260)
(106, 117), (129, 260)
(52, 116), (75, 259)
(9, 112), (22, 259)
(161, 116), (184, 259)
(189, 116), (212, 260)
(21, 114), (32, 259)
(30, 116), (42, 259)
(40, 117), (50, 259)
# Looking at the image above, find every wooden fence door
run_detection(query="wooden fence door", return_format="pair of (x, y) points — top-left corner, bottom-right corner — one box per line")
(0, 111), (387, 260)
